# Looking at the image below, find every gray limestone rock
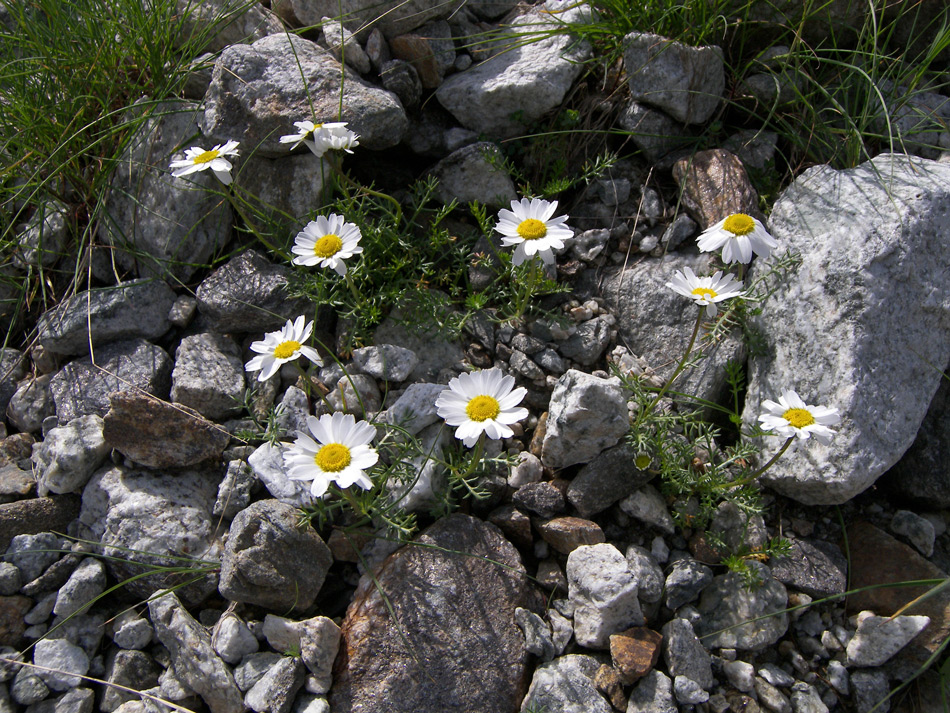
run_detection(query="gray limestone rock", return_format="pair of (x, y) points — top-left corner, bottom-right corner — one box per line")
(520, 654), (614, 713)
(426, 142), (517, 208)
(624, 545), (664, 604)
(12, 668), (49, 706)
(247, 441), (311, 506)
(541, 369), (628, 470)
(661, 618), (714, 690)
(171, 333), (245, 420)
(567, 543), (644, 649)
(619, 484), (676, 535)
(33, 638), (89, 691)
(743, 154), (950, 504)
(214, 459), (258, 519)
(623, 32), (724, 124)
(175, 0), (282, 52)
(49, 339), (172, 424)
(6, 375), (54, 433)
(889, 509), (936, 557)
(515, 607), (556, 661)
(292, 0), (465, 38)
(14, 200), (67, 270)
(260, 614), (340, 692)
(664, 558), (713, 611)
(101, 103), (231, 282)
(381, 382), (449, 435)
(101, 649), (161, 712)
(212, 614), (259, 665)
(148, 591), (244, 713)
(850, 670), (890, 713)
(26, 687), (95, 713)
(78, 465), (222, 604)
(236, 152), (330, 224)
(5, 532), (62, 583)
(200, 34), (407, 155)
(789, 682), (828, 713)
(195, 250), (311, 334)
(330, 514), (539, 713)
(321, 15), (371, 74)
(694, 562), (788, 651)
(32, 415), (109, 496)
(52, 558), (106, 619)
(618, 101), (692, 161)
(436, 1), (592, 138)
(245, 656), (306, 713)
(845, 612), (930, 667)
(111, 611), (153, 651)
(558, 316), (611, 366)
(218, 499), (332, 612)
(351, 345), (418, 382)
(626, 670), (676, 713)
(379, 60), (422, 110)
(769, 537), (847, 599)
(600, 254), (746, 406)
(0, 349), (25, 417)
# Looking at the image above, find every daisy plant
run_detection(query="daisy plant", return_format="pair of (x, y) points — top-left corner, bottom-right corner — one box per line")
(279, 120), (359, 158)
(436, 368), (528, 477)
(169, 140), (239, 185)
(724, 390), (841, 490)
(284, 412), (379, 498)
(637, 267), (746, 424)
(245, 316), (323, 382)
(292, 214), (364, 302)
(494, 197), (573, 321)
(696, 213), (778, 273)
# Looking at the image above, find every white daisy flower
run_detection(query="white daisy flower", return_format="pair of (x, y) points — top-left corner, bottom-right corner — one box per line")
(696, 213), (777, 264)
(284, 412), (379, 497)
(278, 120), (359, 158)
(169, 140), (239, 186)
(291, 214), (363, 276)
(666, 266), (745, 317)
(758, 390), (841, 445)
(245, 315), (323, 381)
(494, 197), (574, 266)
(435, 368), (529, 448)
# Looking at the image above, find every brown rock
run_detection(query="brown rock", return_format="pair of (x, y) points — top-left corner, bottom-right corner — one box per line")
(0, 495), (81, 553)
(672, 149), (760, 229)
(610, 627), (663, 684)
(536, 559), (567, 594)
(390, 34), (443, 88)
(594, 664), (627, 711)
(528, 412), (547, 458)
(0, 464), (35, 502)
(331, 514), (541, 713)
(326, 529), (374, 563)
(537, 516), (605, 554)
(0, 433), (34, 467)
(0, 595), (32, 646)
(847, 521), (950, 669)
(487, 505), (533, 550)
(103, 392), (230, 468)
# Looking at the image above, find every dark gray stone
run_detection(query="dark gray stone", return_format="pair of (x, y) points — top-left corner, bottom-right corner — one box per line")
(171, 333), (245, 420)
(661, 618), (714, 690)
(218, 500), (332, 612)
(49, 339), (172, 424)
(245, 655), (305, 713)
(380, 59), (422, 110)
(520, 654), (614, 713)
(101, 649), (161, 712)
(37, 280), (176, 357)
(664, 558), (713, 611)
(567, 443), (654, 517)
(512, 481), (566, 519)
(195, 250), (311, 334)
(770, 537), (847, 599)
(558, 316), (611, 366)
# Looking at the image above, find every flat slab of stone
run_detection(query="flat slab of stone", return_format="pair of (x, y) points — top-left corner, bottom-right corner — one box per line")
(0, 496), (80, 553)
(330, 513), (540, 713)
(743, 154), (950, 504)
(37, 279), (176, 356)
(103, 392), (230, 468)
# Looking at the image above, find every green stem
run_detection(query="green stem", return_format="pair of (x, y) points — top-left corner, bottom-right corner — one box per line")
(513, 258), (539, 321)
(637, 309), (704, 426)
(227, 187), (291, 261)
(459, 434), (485, 481)
(330, 161), (402, 225)
(344, 270), (361, 303)
(721, 436), (795, 490)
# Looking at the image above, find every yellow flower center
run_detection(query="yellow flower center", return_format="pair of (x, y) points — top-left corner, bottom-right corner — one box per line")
(466, 395), (500, 422)
(722, 214), (755, 236)
(315, 443), (351, 473)
(193, 149), (220, 164)
(783, 408), (815, 429)
(314, 234), (343, 258)
(517, 218), (547, 241)
(691, 287), (717, 300)
(273, 340), (301, 359)
(635, 453), (652, 470)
